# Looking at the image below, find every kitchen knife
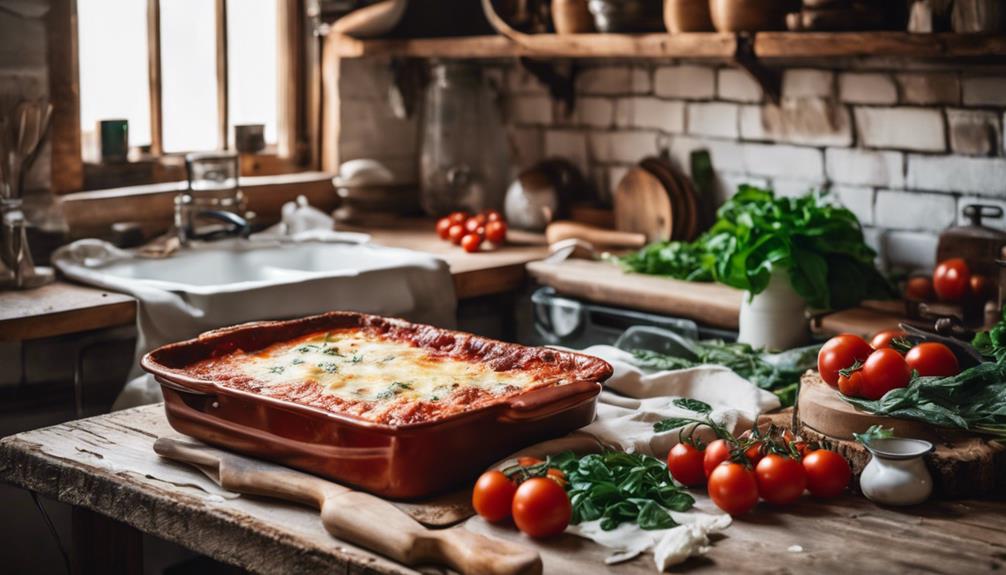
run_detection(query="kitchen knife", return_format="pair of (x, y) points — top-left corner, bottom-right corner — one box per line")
(154, 437), (542, 575)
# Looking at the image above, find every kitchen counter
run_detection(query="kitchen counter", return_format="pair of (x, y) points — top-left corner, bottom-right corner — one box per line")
(2, 405), (1003, 574)
(0, 220), (549, 341)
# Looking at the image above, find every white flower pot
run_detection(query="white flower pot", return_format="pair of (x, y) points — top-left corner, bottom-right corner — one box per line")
(860, 437), (934, 506)
(737, 268), (809, 351)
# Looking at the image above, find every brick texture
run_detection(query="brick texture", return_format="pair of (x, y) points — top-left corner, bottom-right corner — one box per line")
(718, 69), (762, 102)
(839, 73), (898, 105)
(825, 148), (904, 189)
(963, 77), (1006, 107)
(615, 97), (685, 132)
(854, 107), (946, 152)
(687, 102), (739, 139)
(947, 109), (1001, 157)
(740, 100), (852, 147)
(896, 73), (960, 105)
(874, 190), (956, 232)
(654, 65), (715, 99)
(906, 155), (1006, 195)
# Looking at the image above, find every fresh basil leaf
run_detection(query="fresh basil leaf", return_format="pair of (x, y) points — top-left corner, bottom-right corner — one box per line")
(637, 501), (677, 530)
(653, 418), (694, 433)
(672, 398), (712, 414)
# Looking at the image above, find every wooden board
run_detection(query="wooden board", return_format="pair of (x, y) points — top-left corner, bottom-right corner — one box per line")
(613, 167), (673, 243)
(526, 259), (742, 329)
(797, 371), (1006, 498)
(0, 281), (136, 341)
(3, 405), (1006, 575)
(815, 305), (905, 338)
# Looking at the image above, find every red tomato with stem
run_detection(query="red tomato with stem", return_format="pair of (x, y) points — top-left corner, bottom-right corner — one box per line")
(744, 442), (765, 467)
(755, 454), (807, 505)
(905, 276), (934, 301)
(472, 470), (517, 523)
(708, 463), (760, 516)
(837, 368), (865, 398)
(511, 477), (572, 538)
(448, 224), (466, 245)
(870, 329), (907, 350)
(485, 220), (507, 244)
(667, 443), (706, 486)
(436, 217), (453, 240)
(817, 334), (873, 387)
(703, 439), (732, 478)
(465, 214), (488, 233)
(860, 348), (912, 400)
(802, 450), (851, 498)
(933, 258), (971, 302)
(905, 342), (959, 377)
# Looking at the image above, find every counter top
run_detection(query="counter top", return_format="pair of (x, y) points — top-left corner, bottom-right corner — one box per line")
(0, 221), (549, 341)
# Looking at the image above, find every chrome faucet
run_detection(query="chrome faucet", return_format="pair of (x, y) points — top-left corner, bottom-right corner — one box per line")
(175, 152), (253, 245)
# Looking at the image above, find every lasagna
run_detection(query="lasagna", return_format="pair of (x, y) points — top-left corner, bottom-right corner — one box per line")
(184, 323), (587, 425)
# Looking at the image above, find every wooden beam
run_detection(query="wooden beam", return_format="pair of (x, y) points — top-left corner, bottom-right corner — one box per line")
(755, 31), (1006, 59)
(147, 0), (163, 156)
(320, 37), (341, 174)
(276, 0), (305, 161)
(216, 0), (229, 150)
(47, 0), (84, 194)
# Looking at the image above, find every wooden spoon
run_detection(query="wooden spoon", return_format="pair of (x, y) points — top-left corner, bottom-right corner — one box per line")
(153, 438), (542, 575)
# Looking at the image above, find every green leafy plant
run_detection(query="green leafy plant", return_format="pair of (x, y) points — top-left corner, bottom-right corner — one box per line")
(852, 425), (894, 445)
(973, 306), (1006, 363)
(614, 186), (893, 310)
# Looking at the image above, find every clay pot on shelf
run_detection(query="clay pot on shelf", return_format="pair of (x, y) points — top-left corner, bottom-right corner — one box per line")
(663, 0), (714, 32)
(709, 0), (791, 32)
(552, 0), (596, 33)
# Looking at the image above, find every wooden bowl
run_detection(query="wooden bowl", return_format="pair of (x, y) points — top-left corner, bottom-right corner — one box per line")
(663, 0), (714, 32)
(552, 0), (596, 33)
(709, 0), (791, 32)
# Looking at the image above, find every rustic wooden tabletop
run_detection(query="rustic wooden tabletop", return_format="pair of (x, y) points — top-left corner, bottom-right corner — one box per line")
(1, 405), (1003, 574)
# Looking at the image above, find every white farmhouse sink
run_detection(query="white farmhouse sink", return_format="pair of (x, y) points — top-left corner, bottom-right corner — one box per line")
(53, 237), (456, 407)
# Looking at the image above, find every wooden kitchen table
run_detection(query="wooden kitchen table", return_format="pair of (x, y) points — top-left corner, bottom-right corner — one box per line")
(2, 406), (1004, 575)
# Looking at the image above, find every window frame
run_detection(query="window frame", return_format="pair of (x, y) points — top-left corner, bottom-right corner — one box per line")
(49, 0), (312, 194)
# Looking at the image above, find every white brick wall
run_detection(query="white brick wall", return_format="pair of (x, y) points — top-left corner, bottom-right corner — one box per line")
(544, 130), (590, 173)
(578, 66), (649, 95)
(687, 102), (739, 139)
(854, 107), (946, 152)
(614, 97), (685, 132)
(825, 148), (904, 189)
(588, 131), (658, 163)
(717, 69), (762, 103)
(510, 95), (553, 125)
(896, 73), (960, 105)
(575, 97), (615, 128)
(831, 185), (875, 225)
(874, 190), (957, 232)
(839, 73), (898, 105)
(742, 143), (824, 179)
(740, 100), (852, 147)
(947, 109), (1001, 156)
(906, 155), (1006, 195)
(963, 77), (1006, 107)
(654, 65), (715, 100)
(783, 69), (834, 99)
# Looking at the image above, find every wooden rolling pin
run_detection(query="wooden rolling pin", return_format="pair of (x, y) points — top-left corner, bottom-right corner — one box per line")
(545, 221), (647, 249)
(153, 438), (542, 575)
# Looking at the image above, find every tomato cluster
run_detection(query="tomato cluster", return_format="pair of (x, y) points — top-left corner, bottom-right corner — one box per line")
(819, 331), (960, 400)
(471, 456), (571, 539)
(435, 210), (508, 253)
(666, 426), (851, 516)
(905, 258), (993, 304)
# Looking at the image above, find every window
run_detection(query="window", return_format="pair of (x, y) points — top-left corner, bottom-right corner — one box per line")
(77, 0), (285, 162)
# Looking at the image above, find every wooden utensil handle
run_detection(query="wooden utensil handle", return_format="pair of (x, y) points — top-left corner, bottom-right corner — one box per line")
(545, 221), (647, 248)
(322, 492), (542, 575)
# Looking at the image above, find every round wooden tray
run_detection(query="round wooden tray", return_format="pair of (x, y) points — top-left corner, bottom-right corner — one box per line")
(797, 371), (1006, 498)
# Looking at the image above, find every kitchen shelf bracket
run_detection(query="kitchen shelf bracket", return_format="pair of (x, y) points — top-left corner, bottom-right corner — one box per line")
(734, 33), (781, 105)
(519, 57), (579, 111)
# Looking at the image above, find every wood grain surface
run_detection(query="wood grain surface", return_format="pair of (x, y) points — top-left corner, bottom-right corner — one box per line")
(2, 405), (1004, 574)
(0, 281), (136, 341)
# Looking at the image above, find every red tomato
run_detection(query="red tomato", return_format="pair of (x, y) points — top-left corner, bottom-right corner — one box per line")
(802, 450), (851, 498)
(817, 334), (873, 387)
(448, 224), (466, 245)
(667, 443), (706, 486)
(485, 220), (507, 244)
(485, 210), (504, 222)
(436, 217), (453, 240)
(708, 463), (760, 516)
(461, 233), (482, 253)
(860, 348), (912, 400)
(546, 468), (568, 488)
(511, 477), (572, 538)
(837, 369), (865, 398)
(905, 342), (959, 377)
(472, 470), (517, 523)
(448, 211), (469, 225)
(703, 439), (732, 478)
(791, 441), (812, 458)
(755, 454), (807, 505)
(465, 214), (488, 233)
(744, 442), (765, 467)
(517, 456), (543, 467)
(905, 276), (935, 301)
(970, 274), (993, 301)
(933, 258), (971, 302)
(870, 329), (907, 350)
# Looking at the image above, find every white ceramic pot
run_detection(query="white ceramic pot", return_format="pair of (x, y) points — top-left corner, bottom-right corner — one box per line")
(860, 437), (934, 506)
(737, 268), (809, 351)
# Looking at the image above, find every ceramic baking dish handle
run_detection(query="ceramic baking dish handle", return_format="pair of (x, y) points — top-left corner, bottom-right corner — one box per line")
(497, 381), (600, 423)
(157, 377), (217, 397)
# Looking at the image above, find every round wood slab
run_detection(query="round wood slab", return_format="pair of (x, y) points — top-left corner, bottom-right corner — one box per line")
(613, 166), (673, 243)
(797, 371), (1006, 498)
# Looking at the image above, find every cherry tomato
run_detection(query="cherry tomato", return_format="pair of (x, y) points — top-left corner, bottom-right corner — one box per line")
(933, 258), (971, 302)
(703, 439), (732, 478)
(448, 211), (468, 225)
(707, 463), (760, 516)
(905, 342), (959, 377)
(791, 441), (812, 458)
(905, 276), (935, 301)
(744, 442), (765, 467)
(448, 224), (466, 245)
(870, 329), (907, 350)
(485, 220), (507, 244)
(461, 233), (482, 253)
(860, 348), (911, 400)
(546, 468), (568, 488)
(667, 443), (706, 486)
(755, 454), (807, 505)
(436, 217), (453, 240)
(485, 210), (504, 222)
(511, 477), (572, 538)
(465, 214), (488, 233)
(817, 334), (873, 387)
(837, 368), (865, 398)
(472, 470), (517, 523)
(970, 274), (993, 301)
(517, 456), (543, 467)
(802, 450), (851, 498)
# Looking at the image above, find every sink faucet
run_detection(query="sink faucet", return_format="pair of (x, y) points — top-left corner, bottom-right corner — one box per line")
(175, 152), (253, 245)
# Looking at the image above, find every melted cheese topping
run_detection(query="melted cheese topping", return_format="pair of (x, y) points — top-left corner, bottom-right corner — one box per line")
(187, 328), (559, 425)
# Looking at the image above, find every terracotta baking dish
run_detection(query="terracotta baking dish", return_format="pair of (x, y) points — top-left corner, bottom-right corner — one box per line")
(142, 311), (611, 499)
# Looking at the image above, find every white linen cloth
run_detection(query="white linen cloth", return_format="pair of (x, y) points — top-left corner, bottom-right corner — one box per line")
(496, 345), (780, 571)
(52, 233), (456, 409)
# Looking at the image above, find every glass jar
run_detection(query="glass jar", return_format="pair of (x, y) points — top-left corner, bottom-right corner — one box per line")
(419, 62), (510, 216)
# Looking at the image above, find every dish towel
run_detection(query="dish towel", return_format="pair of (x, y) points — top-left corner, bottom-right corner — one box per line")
(493, 345), (781, 571)
(52, 233), (456, 409)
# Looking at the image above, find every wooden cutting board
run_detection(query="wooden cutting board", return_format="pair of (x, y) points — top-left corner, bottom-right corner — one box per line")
(526, 259), (743, 329)
(613, 166), (673, 243)
(796, 372), (1006, 498)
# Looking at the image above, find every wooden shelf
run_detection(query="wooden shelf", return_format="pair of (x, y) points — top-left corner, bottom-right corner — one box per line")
(327, 31), (1006, 60)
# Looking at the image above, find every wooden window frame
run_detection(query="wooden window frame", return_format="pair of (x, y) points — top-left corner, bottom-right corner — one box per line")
(48, 0), (312, 195)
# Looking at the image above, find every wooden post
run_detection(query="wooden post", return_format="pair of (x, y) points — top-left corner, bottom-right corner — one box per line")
(47, 0), (84, 194)
(71, 507), (143, 575)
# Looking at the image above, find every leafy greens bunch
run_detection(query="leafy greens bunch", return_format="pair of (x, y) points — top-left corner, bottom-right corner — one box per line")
(616, 186), (892, 310)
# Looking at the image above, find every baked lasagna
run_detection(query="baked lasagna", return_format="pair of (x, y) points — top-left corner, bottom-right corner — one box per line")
(183, 318), (603, 426)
